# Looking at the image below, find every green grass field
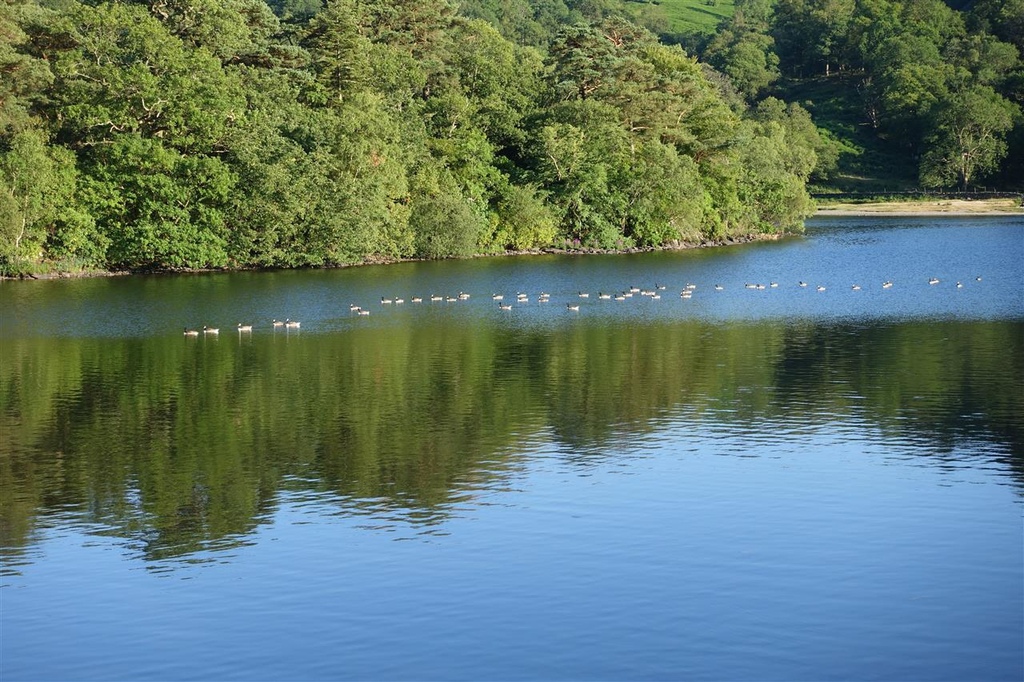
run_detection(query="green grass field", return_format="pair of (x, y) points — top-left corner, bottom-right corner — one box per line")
(632, 0), (736, 35)
(661, 0), (735, 33)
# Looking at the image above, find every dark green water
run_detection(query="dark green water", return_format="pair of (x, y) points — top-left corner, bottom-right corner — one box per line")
(2, 216), (1022, 680)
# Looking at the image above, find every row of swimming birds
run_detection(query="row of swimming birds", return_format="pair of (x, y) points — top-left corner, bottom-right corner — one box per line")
(184, 319), (299, 335)
(184, 276), (983, 334)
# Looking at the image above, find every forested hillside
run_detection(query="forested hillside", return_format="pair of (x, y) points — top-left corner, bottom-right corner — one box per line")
(1, 0), (1019, 276)
(697, 0), (1022, 190)
(1, 0), (826, 274)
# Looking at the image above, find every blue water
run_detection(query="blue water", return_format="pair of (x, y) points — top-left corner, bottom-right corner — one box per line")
(2, 215), (1022, 681)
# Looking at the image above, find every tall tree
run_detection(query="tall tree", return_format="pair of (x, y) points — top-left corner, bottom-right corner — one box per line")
(919, 85), (1018, 189)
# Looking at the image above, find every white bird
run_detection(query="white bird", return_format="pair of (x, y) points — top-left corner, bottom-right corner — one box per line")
(203, 325), (219, 334)
(237, 323), (253, 332)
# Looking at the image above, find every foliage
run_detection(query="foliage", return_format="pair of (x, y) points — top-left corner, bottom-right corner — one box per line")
(919, 85), (1019, 189)
(760, 0), (1022, 190)
(0, 0), (874, 275)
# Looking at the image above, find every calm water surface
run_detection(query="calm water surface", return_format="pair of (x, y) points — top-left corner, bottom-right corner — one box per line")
(2, 216), (1023, 681)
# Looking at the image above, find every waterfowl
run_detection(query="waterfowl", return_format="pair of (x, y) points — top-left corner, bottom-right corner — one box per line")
(430, 294), (443, 301)
(629, 286), (640, 293)
(656, 284), (667, 290)
(816, 286), (826, 292)
(578, 292), (589, 298)
(284, 319), (300, 328)
(769, 282), (779, 288)
(203, 325), (219, 334)
(567, 304), (580, 311)
(498, 303), (512, 311)
(350, 304), (362, 312)
(745, 283), (757, 289)
(492, 294), (504, 300)
(357, 309), (370, 316)
(882, 281), (893, 289)
(237, 323), (253, 332)
(184, 327), (200, 336)
(394, 298), (404, 304)
(272, 319), (285, 327)
(381, 297), (393, 304)
(614, 294), (626, 301)
(411, 297), (423, 303)
(798, 281), (808, 288)
(928, 278), (940, 285)
(714, 285), (724, 291)
(956, 281), (963, 288)
(976, 276), (982, 281)
(458, 292), (471, 300)
(598, 293), (611, 299)
(851, 285), (861, 291)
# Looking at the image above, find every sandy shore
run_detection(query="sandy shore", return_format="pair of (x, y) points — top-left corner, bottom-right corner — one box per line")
(815, 197), (1023, 216)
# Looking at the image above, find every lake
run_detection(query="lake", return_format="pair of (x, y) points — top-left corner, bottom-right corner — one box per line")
(2, 215), (1022, 681)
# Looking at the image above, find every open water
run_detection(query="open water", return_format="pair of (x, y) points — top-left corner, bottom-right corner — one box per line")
(2, 215), (1022, 680)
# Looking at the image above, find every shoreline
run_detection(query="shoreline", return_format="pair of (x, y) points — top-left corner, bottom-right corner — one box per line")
(7, 200), (1022, 281)
(2, 232), (784, 281)
(814, 197), (1024, 217)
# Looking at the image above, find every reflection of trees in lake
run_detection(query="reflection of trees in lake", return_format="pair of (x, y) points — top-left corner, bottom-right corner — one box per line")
(2, 318), (1021, 565)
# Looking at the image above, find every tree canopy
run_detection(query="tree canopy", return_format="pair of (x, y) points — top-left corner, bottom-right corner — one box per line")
(2, 0), (1017, 276)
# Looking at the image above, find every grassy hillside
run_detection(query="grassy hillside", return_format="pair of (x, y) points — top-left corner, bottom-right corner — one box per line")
(636, 0), (736, 34)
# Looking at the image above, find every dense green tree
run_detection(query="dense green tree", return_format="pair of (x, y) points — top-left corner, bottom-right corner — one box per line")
(139, 0), (281, 64)
(80, 135), (235, 269)
(919, 85), (1018, 189)
(47, 2), (245, 153)
(0, 128), (96, 272)
(703, 28), (779, 100)
(970, 0), (1024, 54)
(702, 0), (779, 100)
(485, 182), (559, 250)
(410, 162), (486, 258)
(772, 0), (855, 76)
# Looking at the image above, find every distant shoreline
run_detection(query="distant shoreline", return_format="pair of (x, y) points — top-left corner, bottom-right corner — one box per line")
(3, 232), (783, 281)
(7, 202), (1021, 281)
(814, 197), (1024, 217)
